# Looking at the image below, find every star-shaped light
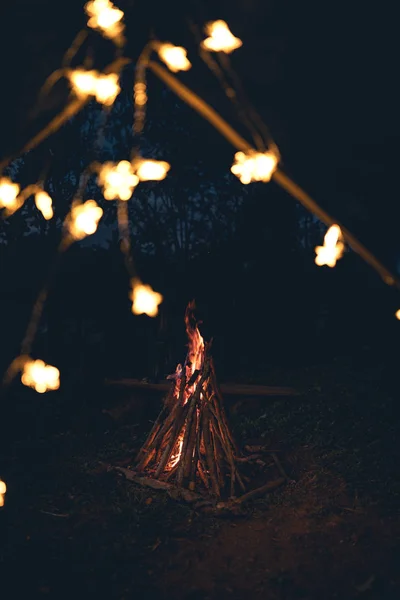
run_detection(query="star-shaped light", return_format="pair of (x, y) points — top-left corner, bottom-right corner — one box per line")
(0, 479), (6, 508)
(67, 200), (103, 240)
(201, 20), (242, 54)
(231, 150), (278, 184)
(98, 161), (139, 200)
(134, 158), (171, 181)
(21, 359), (60, 394)
(35, 191), (53, 220)
(93, 73), (121, 105)
(130, 279), (163, 317)
(0, 177), (20, 210)
(157, 43), (191, 72)
(69, 69), (120, 106)
(85, 0), (125, 42)
(315, 225), (345, 267)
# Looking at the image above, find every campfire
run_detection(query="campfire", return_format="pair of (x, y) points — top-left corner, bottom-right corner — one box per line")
(120, 302), (288, 508)
(134, 301), (245, 498)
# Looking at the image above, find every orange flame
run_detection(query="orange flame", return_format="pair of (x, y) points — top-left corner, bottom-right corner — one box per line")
(183, 301), (205, 391)
(165, 302), (205, 471)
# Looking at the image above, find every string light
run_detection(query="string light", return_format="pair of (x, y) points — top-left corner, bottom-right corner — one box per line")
(0, 479), (5, 508)
(69, 69), (120, 106)
(94, 73), (121, 105)
(231, 150), (278, 184)
(67, 200), (103, 240)
(85, 0), (125, 42)
(134, 81), (147, 107)
(201, 20), (243, 54)
(0, 177), (20, 210)
(315, 225), (345, 267)
(98, 161), (139, 200)
(2, 1), (400, 399)
(134, 158), (171, 181)
(156, 43), (191, 73)
(130, 279), (163, 317)
(21, 359), (60, 394)
(34, 190), (53, 220)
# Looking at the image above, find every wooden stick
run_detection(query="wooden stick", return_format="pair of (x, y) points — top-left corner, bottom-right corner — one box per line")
(210, 420), (224, 489)
(184, 409), (198, 481)
(271, 452), (290, 481)
(197, 458), (209, 490)
(135, 402), (168, 463)
(176, 392), (197, 486)
(154, 401), (190, 478)
(196, 418), (210, 489)
(210, 359), (238, 454)
(234, 477), (285, 504)
(202, 406), (220, 496)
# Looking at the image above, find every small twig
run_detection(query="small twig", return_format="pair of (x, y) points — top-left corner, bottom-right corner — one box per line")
(234, 477), (286, 505)
(40, 510), (70, 518)
(271, 452), (290, 481)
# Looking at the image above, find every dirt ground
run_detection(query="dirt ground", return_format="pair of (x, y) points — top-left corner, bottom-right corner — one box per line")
(0, 356), (399, 599)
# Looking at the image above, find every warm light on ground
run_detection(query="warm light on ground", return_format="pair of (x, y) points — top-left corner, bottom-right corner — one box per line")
(68, 200), (103, 240)
(35, 191), (53, 220)
(315, 224), (345, 268)
(21, 359), (60, 394)
(130, 280), (163, 317)
(99, 161), (139, 200)
(157, 43), (191, 72)
(0, 177), (20, 210)
(201, 20), (243, 53)
(231, 150), (278, 184)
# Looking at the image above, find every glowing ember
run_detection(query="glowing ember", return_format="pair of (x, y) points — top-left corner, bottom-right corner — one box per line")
(231, 150), (278, 184)
(0, 177), (20, 210)
(21, 359), (60, 393)
(315, 224), (345, 267)
(157, 43), (191, 72)
(201, 20), (243, 54)
(35, 191), (53, 220)
(168, 433), (185, 470)
(85, 0), (124, 41)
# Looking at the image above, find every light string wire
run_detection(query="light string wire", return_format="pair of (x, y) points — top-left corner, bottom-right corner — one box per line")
(187, 19), (266, 152)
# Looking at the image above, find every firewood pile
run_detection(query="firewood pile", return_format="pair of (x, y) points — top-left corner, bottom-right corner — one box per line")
(115, 302), (288, 511)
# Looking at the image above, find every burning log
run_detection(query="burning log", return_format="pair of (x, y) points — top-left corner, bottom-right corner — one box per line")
(129, 302), (287, 502)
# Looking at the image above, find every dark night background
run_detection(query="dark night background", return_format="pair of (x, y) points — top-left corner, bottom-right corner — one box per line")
(0, 1), (399, 599)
